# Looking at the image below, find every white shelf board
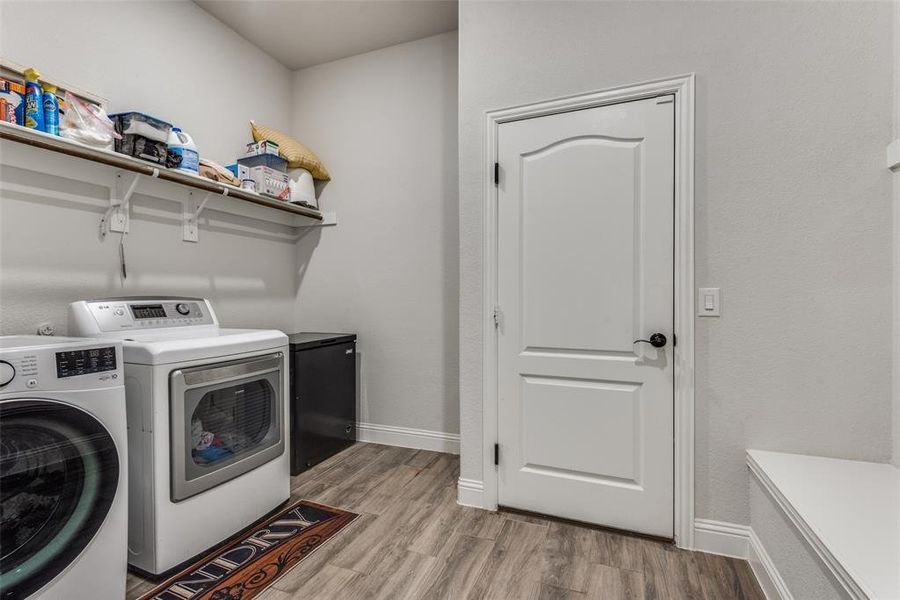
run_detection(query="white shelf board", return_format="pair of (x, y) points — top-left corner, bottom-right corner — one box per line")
(0, 121), (327, 232)
(748, 449), (900, 600)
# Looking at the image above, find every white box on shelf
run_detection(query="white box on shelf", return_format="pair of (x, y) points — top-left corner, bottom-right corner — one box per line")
(250, 166), (289, 200)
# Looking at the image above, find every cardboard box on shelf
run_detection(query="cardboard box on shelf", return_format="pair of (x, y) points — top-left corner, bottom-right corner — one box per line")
(250, 166), (289, 200)
(245, 139), (280, 157)
(225, 163), (289, 200)
(0, 77), (25, 125)
(226, 163), (250, 181)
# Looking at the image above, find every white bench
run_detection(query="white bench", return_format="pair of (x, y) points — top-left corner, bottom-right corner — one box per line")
(747, 450), (900, 599)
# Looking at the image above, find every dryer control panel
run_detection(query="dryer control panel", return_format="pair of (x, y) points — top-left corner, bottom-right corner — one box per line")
(68, 297), (218, 335)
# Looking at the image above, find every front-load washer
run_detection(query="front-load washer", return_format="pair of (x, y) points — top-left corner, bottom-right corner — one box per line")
(68, 297), (290, 575)
(0, 335), (127, 600)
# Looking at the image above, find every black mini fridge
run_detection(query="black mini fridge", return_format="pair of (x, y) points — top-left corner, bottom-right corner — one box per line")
(288, 332), (357, 475)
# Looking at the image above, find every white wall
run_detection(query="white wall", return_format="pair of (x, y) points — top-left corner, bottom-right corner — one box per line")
(291, 32), (460, 435)
(458, 1), (894, 525)
(0, 1), (297, 334)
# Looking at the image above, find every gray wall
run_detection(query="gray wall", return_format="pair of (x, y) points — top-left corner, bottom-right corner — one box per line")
(0, 0), (298, 334)
(458, 1), (894, 525)
(893, 0), (900, 468)
(291, 32), (460, 435)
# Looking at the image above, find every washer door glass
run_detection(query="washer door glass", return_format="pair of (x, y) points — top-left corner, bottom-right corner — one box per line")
(0, 400), (120, 600)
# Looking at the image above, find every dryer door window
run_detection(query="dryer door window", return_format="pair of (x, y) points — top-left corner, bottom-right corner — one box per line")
(0, 400), (120, 599)
(170, 353), (285, 502)
(188, 378), (276, 467)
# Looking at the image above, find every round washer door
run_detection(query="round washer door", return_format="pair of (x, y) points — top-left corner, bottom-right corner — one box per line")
(0, 399), (120, 600)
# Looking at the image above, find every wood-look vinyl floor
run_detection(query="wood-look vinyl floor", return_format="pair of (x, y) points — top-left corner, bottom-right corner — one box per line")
(126, 443), (764, 600)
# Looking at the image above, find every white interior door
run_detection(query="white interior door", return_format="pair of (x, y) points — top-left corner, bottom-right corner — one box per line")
(497, 96), (675, 537)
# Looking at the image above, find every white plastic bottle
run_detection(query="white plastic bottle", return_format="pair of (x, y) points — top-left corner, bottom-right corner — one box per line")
(168, 127), (199, 174)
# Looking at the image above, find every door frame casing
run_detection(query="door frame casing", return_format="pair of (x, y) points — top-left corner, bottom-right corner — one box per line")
(478, 74), (696, 548)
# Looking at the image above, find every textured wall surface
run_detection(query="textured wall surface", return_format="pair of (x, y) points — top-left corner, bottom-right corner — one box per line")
(0, 0), (297, 334)
(291, 33), (460, 434)
(458, 1), (894, 525)
(750, 477), (845, 599)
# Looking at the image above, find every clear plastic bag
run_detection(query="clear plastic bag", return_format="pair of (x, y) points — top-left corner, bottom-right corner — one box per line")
(60, 91), (120, 150)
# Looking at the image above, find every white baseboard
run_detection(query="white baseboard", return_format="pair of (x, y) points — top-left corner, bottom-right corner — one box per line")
(356, 422), (459, 454)
(693, 519), (751, 559)
(749, 529), (794, 600)
(456, 478), (485, 508)
(693, 519), (790, 600)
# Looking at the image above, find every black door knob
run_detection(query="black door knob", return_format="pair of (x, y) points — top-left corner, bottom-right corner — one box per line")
(634, 333), (667, 348)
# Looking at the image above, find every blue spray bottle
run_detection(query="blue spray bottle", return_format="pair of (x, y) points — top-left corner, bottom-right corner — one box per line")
(42, 82), (59, 135)
(23, 68), (44, 131)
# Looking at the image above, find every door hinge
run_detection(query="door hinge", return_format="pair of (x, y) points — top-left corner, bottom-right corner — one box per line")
(673, 333), (677, 347)
(492, 305), (501, 328)
(494, 162), (499, 185)
(494, 443), (499, 465)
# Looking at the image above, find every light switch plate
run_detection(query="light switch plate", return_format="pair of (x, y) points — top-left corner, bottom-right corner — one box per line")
(698, 287), (720, 317)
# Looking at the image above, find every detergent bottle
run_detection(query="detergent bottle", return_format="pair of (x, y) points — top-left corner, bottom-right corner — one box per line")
(41, 82), (59, 135)
(23, 68), (44, 131)
(167, 127), (199, 173)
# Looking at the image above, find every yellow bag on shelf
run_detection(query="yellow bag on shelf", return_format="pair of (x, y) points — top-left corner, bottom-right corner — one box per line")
(250, 120), (331, 181)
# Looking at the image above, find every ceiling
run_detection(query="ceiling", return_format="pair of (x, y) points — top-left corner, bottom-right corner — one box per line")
(195, 0), (458, 70)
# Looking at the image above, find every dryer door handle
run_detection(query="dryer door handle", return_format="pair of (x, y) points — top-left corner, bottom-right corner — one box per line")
(176, 352), (283, 388)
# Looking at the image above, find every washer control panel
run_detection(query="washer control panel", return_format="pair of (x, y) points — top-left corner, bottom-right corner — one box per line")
(0, 339), (124, 393)
(70, 298), (217, 334)
(55, 346), (117, 379)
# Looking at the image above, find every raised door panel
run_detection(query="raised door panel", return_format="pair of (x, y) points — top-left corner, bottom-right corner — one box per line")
(521, 137), (643, 355)
(520, 375), (643, 485)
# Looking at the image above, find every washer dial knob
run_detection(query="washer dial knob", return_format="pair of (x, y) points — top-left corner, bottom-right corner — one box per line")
(0, 361), (15, 386)
(175, 303), (191, 316)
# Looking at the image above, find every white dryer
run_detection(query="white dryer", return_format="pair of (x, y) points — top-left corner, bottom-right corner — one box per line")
(0, 335), (127, 600)
(68, 297), (290, 576)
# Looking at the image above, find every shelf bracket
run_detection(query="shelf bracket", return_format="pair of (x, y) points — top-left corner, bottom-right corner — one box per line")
(288, 210), (337, 241)
(102, 171), (140, 237)
(183, 190), (215, 242)
(888, 139), (900, 171)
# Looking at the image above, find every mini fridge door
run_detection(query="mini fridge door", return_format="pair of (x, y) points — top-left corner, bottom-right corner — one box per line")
(290, 340), (356, 474)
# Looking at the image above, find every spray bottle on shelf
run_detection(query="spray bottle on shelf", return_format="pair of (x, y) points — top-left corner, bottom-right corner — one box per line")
(22, 68), (44, 131)
(41, 82), (59, 135)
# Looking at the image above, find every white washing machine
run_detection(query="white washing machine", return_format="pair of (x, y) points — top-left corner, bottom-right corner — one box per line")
(68, 297), (290, 576)
(0, 336), (127, 600)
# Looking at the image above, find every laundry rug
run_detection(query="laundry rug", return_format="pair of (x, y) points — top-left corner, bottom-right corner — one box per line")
(139, 500), (358, 600)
